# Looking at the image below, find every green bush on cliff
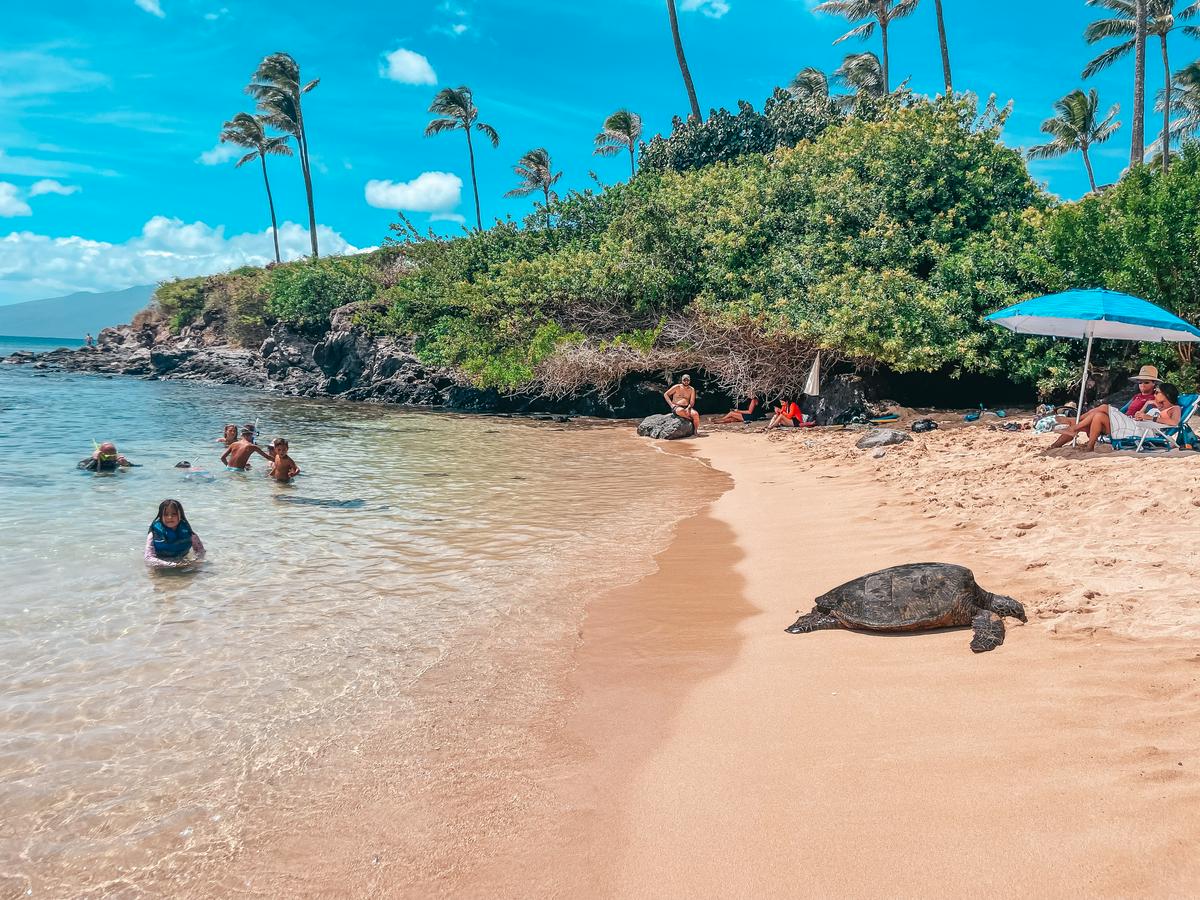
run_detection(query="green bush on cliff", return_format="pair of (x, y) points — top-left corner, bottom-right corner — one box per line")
(155, 277), (208, 333)
(266, 256), (378, 327)
(377, 95), (1067, 393)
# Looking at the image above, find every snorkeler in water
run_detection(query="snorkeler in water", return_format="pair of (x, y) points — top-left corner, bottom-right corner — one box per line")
(220, 427), (271, 471)
(266, 438), (300, 483)
(144, 498), (205, 567)
(78, 441), (138, 472)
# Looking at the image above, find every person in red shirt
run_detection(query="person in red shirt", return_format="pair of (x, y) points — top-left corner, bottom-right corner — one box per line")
(766, 397), (807, 429)
(1123, 365), (1161, 417)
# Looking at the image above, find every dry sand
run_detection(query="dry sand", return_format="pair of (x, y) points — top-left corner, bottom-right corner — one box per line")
(221, 419), (1200, 898)
(589, 427), (1200, 898)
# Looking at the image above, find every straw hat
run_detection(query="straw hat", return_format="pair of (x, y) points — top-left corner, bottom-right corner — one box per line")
(1130, 365), (1161, 383)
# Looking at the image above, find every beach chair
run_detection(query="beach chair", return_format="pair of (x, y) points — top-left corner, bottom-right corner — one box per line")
(1107, 393), (1200, 452)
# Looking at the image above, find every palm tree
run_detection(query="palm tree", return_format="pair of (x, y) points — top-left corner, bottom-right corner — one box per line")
(1027, 89), (1121, 193)
(1133, 0), (1149, 164)
(789, 67), (832, 101)
(220, 113), (291, 263)
(593, 110), (643, 178)
(504, 148), (563, 217)
(834, 52), (887, 99)
(813, 0), (920, 92)
(933, 0), (953, 91)
(1083, 0), (1200, 172)
(246, 53), (320, 257)
(666, 0), (702, 121)
(1155, 60), (1200, 154)
(424, 86), (500, 231)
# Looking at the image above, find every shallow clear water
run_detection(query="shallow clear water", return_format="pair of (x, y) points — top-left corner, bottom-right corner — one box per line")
(0, 365), (701, 896)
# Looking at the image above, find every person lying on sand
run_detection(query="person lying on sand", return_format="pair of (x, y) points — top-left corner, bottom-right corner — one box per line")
(267, 438), (300, 483)
(144, 498), (205, 568)
(78, 441), (138, 472)
(664, 375), (702, 435)
(717, 397), (763, 424)
(1050, 382), (1181, 452)
(221, 428), (271, 470)
(766, 398), (806, 430)
(215, 424), (238, 445)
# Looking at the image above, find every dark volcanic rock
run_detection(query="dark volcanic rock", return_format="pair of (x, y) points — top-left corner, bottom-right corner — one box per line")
(802, 374), (871, 425)
(637, 413), (694, 440)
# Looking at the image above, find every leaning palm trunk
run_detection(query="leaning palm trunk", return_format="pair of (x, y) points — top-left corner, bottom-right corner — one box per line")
(296, 109), (317, 257)
(1081, 144), (1099, 192)
(1131, 0), (1147, 165)
(259, 154), (282, 263)
(1160, 32), (1171, 172)
(465, 128), (482, 231)
(666, 0), (702, 121)
(934, 0), (952, 91)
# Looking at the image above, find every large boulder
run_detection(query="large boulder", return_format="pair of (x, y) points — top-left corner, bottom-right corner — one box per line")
(637, 413), (694, 440)
(855, 428), (912, 449)
(803, 374), (871, 425)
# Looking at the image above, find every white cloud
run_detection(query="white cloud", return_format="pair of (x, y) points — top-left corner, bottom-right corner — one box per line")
(0, 149), (117, 178)
(197, 143), (240, 166)
(0, 217), (363, 303)
(433, 1), (471, 36)
(0, 50), (110, 101)
(0, 183), (32, 217)
(380, 48), (437, 85)
(681, 0), (730, 17)
(204, 7), (228, 20)
(430, 212), (466, 224)
(29, 179), (80, 196)
(134, 0), (165, 17)
(365, 172), (462, 212)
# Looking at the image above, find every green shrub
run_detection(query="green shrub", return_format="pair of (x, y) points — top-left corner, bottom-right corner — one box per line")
(266, 257), (378, 327)
(154, 277), (208, 332)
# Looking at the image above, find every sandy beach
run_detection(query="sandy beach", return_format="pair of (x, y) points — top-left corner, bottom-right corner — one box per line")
(205, 420), (1200, 898)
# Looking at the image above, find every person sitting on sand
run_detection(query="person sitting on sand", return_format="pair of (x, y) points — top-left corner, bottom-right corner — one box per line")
(1050, 382), (1181, 452)
(266, 438), (300, 483)
(78, 441), (138, 472)
(717, 397), (764, 424)
(144, 498), (205, 568)
(664, 374), (702, 435)
(220, 427), (271, 470)
(766, 397), (806, 430)
(1123, 365), (1163, 418)
(215, 424), (238, 445)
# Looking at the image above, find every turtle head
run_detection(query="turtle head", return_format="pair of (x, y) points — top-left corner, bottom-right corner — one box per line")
(984, 592), (1026, 623)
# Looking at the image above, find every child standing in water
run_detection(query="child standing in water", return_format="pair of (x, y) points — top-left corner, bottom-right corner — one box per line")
(215, 424), (238, 445)
(144, 499), (206, 567)
(267, 438), (300, 482)
(220, 427), (271, 470)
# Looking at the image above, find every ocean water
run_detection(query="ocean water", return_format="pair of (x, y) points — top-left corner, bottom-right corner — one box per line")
(0, 335), (85, 354)
(0, 363), (708, 896)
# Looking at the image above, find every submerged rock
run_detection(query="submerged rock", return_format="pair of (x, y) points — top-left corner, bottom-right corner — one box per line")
(856, 428), (911, 449)
(637, 413), (694, 440)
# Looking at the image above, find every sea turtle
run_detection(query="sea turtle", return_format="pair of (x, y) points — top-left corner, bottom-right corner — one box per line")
(785, 563), (1026, 653)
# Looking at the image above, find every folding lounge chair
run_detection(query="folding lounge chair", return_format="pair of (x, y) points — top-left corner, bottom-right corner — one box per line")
(1107, 393), (1200, 451)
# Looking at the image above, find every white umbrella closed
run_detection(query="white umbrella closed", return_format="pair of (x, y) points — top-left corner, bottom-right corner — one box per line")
(803, 352), (821, 397)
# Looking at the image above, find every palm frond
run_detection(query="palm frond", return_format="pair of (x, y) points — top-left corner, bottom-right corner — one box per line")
(234, 151), (259, 169)
(476, 121), (500, 147)
(833, 20), (876, 44)
(424, 117), (462, 137)
(790, 66), (831, 100)
(1083, 38), (1136, 77)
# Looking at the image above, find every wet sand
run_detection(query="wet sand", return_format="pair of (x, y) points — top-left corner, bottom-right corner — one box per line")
(212, 424), (1200, 897)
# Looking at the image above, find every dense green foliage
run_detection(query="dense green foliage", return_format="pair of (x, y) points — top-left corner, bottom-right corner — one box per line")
(152, 95), (1200, 399)
(375, 96), (1075, 392)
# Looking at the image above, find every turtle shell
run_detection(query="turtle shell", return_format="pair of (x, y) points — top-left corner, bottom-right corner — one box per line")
(817, 563), (980, 631)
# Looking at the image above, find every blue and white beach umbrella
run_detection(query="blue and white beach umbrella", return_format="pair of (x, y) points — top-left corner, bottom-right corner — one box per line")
(986, 288), (1200, 418)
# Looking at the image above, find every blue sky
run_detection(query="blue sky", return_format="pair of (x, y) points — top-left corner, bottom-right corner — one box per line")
(1, 0), (1197, 304)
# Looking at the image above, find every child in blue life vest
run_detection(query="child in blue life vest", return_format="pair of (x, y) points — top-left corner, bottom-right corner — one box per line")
(144, 498), (206, 567)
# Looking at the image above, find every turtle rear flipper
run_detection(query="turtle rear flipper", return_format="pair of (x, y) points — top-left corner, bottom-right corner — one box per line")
(969, 609), (1005, 652)
(786, 609), (841, 634)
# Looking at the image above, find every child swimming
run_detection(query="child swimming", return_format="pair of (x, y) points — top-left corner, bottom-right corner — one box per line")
(144, 498), (206, 568)
(220, 427), (271, 471)
(266, 438), (300, 483)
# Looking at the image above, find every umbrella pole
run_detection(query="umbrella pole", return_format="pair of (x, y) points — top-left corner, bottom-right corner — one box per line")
(1080, 331), (1099, 429)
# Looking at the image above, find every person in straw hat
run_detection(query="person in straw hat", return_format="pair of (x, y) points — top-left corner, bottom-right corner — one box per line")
(1124, 365), (1162, 419)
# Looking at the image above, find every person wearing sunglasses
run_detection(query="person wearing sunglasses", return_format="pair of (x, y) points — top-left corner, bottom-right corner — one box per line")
(1050, 382), (1182, 452)
(77, 441), (138, 472)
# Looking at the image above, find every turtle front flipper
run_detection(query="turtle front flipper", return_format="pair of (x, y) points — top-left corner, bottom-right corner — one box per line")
(786, 609), (841, 634)
(969, 610), (1005, 652)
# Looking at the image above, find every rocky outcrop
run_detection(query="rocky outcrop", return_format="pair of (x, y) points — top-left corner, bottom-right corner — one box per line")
(802, 374), (871, 425)
(637, 413), (694, 440)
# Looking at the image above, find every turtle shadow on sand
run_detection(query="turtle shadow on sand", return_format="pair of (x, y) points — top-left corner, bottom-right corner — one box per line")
(786, 563), (1026, 653)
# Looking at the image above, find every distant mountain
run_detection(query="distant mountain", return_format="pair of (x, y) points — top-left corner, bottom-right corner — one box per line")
(0, 285), (156, 340)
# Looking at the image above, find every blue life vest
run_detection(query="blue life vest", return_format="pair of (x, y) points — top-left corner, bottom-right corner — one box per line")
(151, 520), (193, 559)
